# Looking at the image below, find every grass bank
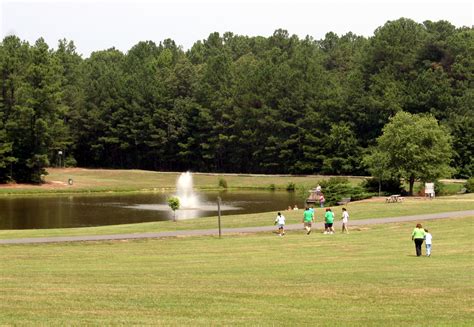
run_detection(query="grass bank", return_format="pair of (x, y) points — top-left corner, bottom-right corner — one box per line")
(1, 216), (472, 325)
(0, 194), (473, 240)
(0, 168), (366, 195)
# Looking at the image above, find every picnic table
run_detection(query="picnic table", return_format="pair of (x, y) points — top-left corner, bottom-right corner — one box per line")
(386, 194), (404, 203)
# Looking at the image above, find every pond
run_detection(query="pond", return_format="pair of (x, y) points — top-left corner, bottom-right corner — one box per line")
(0, 190), (301, 229)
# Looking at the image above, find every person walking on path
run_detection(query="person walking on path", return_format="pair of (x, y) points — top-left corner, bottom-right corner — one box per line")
(274, 212), (286, 236)
(303, 207), (314, 235)
(411, 223), (426, 256)
(324, 208), (335, 234)
(424, 229), (432, 256)
(341, 207), (349, 234)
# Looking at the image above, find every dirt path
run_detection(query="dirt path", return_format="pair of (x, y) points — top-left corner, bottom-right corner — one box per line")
(1, 210), (472, 245)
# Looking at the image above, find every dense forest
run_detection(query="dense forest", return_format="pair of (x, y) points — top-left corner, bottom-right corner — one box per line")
(0, 18), (472, 183)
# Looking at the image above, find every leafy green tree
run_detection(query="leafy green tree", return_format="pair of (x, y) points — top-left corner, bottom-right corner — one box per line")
(54, 39), (84, 166)
(0, 117), (16, 181)
(74, 48), (127, 168)
(369, 111), (453, 195)
(167, 196), (180, 222)
(363, 148), (392, 196)
(446, 114), (473, 178)
(0, 36), (29, 182)
(321, 122), (362, 175)
(0, 22), (471, 181)
(6, 38), (66, 183)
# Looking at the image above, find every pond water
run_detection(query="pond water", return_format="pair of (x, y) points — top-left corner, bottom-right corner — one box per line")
(0, 191), (300, 229)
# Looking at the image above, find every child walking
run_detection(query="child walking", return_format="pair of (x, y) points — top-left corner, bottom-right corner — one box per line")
(424, 229), (432, 256)
(341, 207), (349, 234)
(274, 212), (286, 236)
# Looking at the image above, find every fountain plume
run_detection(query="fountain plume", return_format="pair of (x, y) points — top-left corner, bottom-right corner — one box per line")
(176, 172), (199, 208)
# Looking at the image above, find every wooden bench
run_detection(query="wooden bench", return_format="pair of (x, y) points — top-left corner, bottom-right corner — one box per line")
(337, 197), (351, 205)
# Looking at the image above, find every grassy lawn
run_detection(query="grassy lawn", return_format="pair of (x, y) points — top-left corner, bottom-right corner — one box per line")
(0, 168), (366, 195)
(0, 168), (471, 241)
(0, 193), (472, 240)
(1, 216), (472, 325)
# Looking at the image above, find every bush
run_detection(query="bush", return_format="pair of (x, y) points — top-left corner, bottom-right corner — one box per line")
(218, 178), (228, 189)
(434, 180), (445, 195)
(318, 177), (371, 206)
(286, 182), (295, 191)
(65, 156), (77, 167)
(322, 176), (349, 185)
(269, 183), (276, 191)
(465, 178), (474, 193)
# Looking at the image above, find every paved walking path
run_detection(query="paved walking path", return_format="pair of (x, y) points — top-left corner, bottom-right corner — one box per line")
(1, 210), (473, 245)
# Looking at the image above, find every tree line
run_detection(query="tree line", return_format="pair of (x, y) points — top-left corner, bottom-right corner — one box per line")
(0, 18), (472, 183)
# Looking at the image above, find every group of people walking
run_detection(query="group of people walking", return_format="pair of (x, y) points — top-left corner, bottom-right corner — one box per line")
(274, 206), (349, 236)
(275, 208), (434, 258)
(302, 207), (349, 235)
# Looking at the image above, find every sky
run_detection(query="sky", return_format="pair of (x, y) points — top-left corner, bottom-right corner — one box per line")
(1, 0), (473, 57)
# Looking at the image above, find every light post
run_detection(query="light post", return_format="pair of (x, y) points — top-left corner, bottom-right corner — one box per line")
(58, 150), (63, 168)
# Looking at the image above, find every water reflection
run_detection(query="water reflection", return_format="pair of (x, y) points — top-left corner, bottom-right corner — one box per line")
(0, 191), (298, 229)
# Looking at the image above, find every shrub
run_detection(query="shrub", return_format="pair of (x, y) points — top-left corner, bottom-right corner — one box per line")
(323, 176), (349, 185)
(318, 177), (371, 206)
(65, 156), (77, 167)
(465, 178), (474, 193)
(218, 177), (228, 189)
(434, 180), (445, 195)
(269, 183), (276, 191)
(286, 182), (295, 191)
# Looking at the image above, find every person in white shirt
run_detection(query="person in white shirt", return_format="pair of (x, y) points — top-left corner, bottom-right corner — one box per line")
(316, 184), (322, 195)
(341, 208), (349, 234)
(274, 212), (286, 236)
(424, 229), (432, 256)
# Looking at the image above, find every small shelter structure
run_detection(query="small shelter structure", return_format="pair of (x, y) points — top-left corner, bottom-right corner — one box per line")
(306, 188), (319, 205)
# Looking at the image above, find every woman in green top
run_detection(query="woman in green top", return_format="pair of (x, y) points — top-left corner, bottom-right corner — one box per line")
(411, 223), (426, 257)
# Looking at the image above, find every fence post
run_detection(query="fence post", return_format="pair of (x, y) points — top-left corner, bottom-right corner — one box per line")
(217, 196), (222, 238)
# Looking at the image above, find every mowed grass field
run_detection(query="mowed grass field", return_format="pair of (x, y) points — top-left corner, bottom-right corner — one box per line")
(1, 216), (472, 325)
(0, 193), (472, 239)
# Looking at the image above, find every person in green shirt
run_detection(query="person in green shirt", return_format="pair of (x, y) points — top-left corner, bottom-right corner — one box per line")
(302, 207), (314, 235)
(324, 208), (335, 234)
(411, 223), (426, 256)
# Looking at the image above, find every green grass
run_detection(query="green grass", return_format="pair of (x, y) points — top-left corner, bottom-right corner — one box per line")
(0, 168), (366, 195)
(1, 216), (472, 325)
(438, 182), (465, 195)
(0, 193), (472, 240)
